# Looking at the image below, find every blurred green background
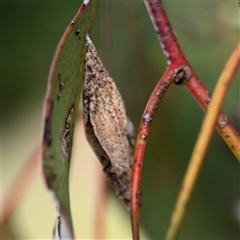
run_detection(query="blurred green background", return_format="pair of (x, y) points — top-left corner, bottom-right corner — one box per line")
(2, 1), (239, 239)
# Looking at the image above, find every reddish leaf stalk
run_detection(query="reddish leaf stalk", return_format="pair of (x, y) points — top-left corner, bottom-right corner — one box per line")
(144, 0), (185, 65)
(131, 62), (186, 239)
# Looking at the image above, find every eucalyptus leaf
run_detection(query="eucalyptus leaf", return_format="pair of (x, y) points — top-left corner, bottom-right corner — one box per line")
(42, 1), (95, 238)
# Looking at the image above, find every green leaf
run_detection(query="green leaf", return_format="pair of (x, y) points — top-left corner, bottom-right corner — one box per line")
(42, 1), (95, 238)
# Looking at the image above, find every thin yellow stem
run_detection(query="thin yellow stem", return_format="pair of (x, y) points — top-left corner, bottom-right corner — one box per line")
(165, 43), (240, 240)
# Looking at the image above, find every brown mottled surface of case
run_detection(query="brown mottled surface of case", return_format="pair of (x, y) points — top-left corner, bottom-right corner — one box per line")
(82, 37), (134, 209)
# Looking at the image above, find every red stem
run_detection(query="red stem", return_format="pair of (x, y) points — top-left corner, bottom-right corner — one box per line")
(131, 62), (185, 239)
(144, 0), (185, 65)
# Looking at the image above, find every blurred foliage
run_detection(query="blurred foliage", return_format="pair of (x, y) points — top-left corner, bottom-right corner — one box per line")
(2, 1), (239, 239)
